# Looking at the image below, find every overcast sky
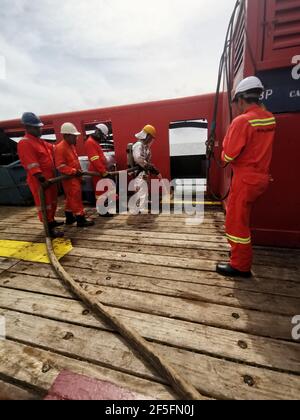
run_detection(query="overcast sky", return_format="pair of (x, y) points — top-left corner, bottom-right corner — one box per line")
(0, 0), (236, 121)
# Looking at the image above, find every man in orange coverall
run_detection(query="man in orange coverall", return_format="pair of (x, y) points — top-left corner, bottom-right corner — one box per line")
(55, 123), (94, 228)
(85, 124), (115, 217)
(18, 112), (64, 238)
(217, 76), (276, 278)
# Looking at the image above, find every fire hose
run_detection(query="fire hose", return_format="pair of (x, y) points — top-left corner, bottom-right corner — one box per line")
(206, 0), (244, 202)
(39, 169), (203, 401)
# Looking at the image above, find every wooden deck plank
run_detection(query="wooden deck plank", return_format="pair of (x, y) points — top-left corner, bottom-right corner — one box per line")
(0, 223), (225, 235)
(0, 379), (39, 400)
(0, 258), (19, 274)
(0, 340), (175, 400)
(8, 259), (300, 299)
(66, 247), (300, 282)
(0, 287), (299, 369)
(0, 220), (225, 235)
(0, 207), (36, 217)
(0, 230), (229, 250)
(0, 209), (226, 220)
(1, 309), (300, 400)
(1, 230), (299, 273)
(0, 214), (226, 225)
(60, 254), (300, 291)
(0, 223), (226, 236)
(2, 263), (300, 318)
(0, 206), (299, 253)
(0, 258), (17, 267)
(0, 215), (299, 254)
(1, 224), (299, 270)
(2, 334), (298, 401)
(1, 308), (170, 384)
(3, 234), (298, 272)
(0, 213), (226, 226)
(1, 232), (299, 277)
(0, 204), (299, 400)
(70, 238), (299, 269)
(0, 272), (294, 339)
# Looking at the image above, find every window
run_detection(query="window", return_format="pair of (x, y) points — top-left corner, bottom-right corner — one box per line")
(169, 119), (208, 180)
(0, 129), (19, 165)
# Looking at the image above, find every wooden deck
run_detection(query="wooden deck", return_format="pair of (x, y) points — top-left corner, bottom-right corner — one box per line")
(0, 204), (299, 400)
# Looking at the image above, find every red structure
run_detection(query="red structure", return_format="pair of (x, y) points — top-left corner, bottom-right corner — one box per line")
(216, 0), (300, 248)
(0, 0), (299, 247)
(0, 94), (215, 181)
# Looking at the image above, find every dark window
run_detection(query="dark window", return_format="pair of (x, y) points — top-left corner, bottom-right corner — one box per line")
(0, 129), (19, 165)
(169, 119), (208, 180)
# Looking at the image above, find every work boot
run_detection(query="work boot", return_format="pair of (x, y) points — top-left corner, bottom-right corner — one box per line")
(76, 215), (95, 228)
(48, 222), (64, 239)
(53, 220), (65, 227)
(99, 212), (115, 218)
(65, 212), (76, 226)
(216, 263), (252, 278)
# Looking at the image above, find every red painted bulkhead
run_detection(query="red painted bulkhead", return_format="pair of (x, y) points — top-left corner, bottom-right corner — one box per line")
(217, 0), (300, 247)
(0, 94), (216, 182)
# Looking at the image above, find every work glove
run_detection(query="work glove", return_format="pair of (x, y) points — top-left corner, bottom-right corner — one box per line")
(146, 164), (160, 176)
(152, 168), (161, 177)
(34, 173), (50, 189)
(35, 174), (47, 184)
(42, 180), (51, 189)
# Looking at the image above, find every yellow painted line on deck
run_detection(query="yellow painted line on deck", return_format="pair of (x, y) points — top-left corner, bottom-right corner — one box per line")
(0, 239), (73, 264)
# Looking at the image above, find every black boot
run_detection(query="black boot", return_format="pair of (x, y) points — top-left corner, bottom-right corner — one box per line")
(65, 212), (76, 226)
(48, 222), (64, 238)
(53, 220), (65, 227)
(99, 212), (115, 218)
(76, 215), (95, 228)
(216, 263), (252, 278)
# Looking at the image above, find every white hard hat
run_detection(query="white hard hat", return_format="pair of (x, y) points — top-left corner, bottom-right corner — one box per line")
(233, 76), (264, 102)
(61, 122), (81, 136)
(96, 124), (109, 137)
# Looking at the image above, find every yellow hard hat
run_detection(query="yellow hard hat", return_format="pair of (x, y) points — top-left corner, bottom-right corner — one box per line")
(143, 125), (157, 138)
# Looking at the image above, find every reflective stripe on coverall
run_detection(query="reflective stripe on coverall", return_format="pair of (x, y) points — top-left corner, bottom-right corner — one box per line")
(54, 140), (84, 216)
(222, 105), (276, 271)
(85, 136), (107, 199)
(18, 134), (58, 223)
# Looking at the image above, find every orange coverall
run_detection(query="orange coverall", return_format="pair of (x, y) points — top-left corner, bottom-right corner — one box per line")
(54, 140), (84, 216)
(18, 134), (57, 223)
(222, 105), (276, 272)
(85, 136), (107, 199)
